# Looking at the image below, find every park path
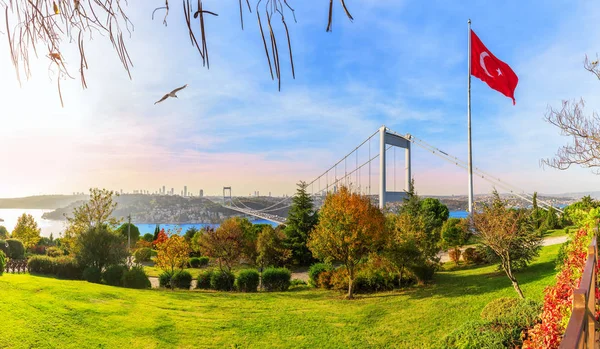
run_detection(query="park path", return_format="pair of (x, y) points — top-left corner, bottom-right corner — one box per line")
(438, 235), (569, 263)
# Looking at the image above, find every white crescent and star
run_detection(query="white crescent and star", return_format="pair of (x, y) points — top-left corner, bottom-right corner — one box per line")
(479, 52), (503, 78)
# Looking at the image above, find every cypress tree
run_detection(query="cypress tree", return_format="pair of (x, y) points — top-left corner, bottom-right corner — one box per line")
(284, 181), (318, 266)
(153, 224), (160, 241)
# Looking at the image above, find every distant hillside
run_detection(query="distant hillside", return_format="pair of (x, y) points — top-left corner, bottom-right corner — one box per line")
(0, 195), (88, 209)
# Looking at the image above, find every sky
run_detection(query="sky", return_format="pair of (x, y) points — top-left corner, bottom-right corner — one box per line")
(0, 0), (599, 198)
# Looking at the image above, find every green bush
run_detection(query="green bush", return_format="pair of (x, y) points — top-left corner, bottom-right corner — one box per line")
(83, 266), (102, 283)
(142, 233), (154, 242)
(555, 239), (570, 270)
(54, 257), (83, 280)
(0, 250), (6, 275)
(27, 255), (56, 275)
(103, 265), (127, 287)
(291, 279), (307, 286)
(308, 263), (332, 287)
(210, 270), (235, 291)
(0, 239), (25, 259)
(196, 270), (213, 289)
(409, 261), (439, 284)
(189, 257), (202, 268)
(440, 320), (515, 349)
(262, 267), (291, 292)
(462, 247), (487, 264)
(171, 270), (193, 289)
(134, 248), (152, 263)
(122, 267), (151, 289)
(159, 271), (174, 288)
(481, 298), (542, 327)
(46, 246), (64, 258)
(235, 269), (260, 292)
(198, 256), (209, 267)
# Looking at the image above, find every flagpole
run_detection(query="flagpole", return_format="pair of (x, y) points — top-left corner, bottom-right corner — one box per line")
(467, 19), (474, 215)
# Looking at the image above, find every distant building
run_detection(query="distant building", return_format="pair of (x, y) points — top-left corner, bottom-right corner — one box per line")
(171, 188), (174, 195)
(199, 189), (204, 197)
(120, 189), (123, 195)
(163, 186), (166, 195)
(184, 186), (187, 197)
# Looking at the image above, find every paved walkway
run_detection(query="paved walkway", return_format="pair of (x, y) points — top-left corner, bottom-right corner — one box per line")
(438, 235), (569, 263)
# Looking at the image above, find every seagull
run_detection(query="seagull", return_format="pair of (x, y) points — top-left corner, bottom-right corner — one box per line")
(154, 84), (188, 105)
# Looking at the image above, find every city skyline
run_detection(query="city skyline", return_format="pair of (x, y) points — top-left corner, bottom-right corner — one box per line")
(1, 1), (599, 198)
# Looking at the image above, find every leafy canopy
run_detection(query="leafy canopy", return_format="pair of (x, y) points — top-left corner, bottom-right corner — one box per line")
(12, 213), (41, 249)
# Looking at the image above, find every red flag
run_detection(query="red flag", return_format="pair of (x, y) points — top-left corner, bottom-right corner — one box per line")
(470, 30), (518, 104)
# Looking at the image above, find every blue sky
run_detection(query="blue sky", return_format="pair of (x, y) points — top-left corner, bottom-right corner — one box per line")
(1, 0), (599, 197)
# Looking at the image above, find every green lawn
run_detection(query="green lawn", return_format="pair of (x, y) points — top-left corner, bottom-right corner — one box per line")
(0, 244), (561, 349)
(143, 265), (205, 279)
(544, 225), (577, 238)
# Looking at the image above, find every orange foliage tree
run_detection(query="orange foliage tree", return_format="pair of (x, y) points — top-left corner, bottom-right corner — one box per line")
(155, 233), (191, 273)
(308, 186), (386, 299)
(198, 218), (246, 272)
(152, 229), (168, 249)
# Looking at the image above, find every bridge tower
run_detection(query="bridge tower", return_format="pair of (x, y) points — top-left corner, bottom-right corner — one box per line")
(223, 187), (232, 206)
(379, 126), (412, 209)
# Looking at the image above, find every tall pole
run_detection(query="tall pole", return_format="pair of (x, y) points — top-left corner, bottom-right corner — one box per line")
(379, 125), (386, 210)
(127, 214), (131, 252)
(467, 19), (474, 215)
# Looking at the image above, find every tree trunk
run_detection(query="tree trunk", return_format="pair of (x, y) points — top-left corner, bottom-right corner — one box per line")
(347, 266), (354, 300)
(502, 257), (525, 299)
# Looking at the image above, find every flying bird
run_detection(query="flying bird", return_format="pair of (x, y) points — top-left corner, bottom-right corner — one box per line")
(154, 84), (188, 105)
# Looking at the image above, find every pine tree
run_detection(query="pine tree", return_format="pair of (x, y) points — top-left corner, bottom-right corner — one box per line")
(545, 206), (560, 230)
(531, 192), (541, 229)
(284, 181), (318, 266)
(153, 224), (161, 241)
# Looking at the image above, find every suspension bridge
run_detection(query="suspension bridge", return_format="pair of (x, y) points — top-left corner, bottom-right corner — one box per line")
(216, 125), (561, 224)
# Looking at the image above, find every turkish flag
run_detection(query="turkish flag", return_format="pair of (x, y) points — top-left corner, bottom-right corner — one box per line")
(470, 30), (518, 104)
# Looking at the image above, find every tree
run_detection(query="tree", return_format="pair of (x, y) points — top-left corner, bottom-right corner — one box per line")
(542, 56), (600, 172)
(153, 229), (169, 248)
(308, 186), (386, 299)
(184, 227), (199, 242)
(0, 226), (8, 239)
(284, 181), (318, 266)
(385, 213), (427, 286)
(543, 206), (560, 230)
(473, 190), (543, 299)
(256, 225), (291, 269)
(142, 233), (154, 242)
(2, 1), (354, 106)
(198, 218), (246, 272)
(441, 218), (470, 265)
(11, 213), (41, 249)
(155, 234), (191, 273)
(64, 188), (120, 248)
(419, 198), (450, 233)
(75, 226), (128, 270)
(153, 225), (161, 241)
(116, 223), (140, 243)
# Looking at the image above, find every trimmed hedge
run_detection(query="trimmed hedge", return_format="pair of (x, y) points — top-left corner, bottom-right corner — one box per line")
(196, 270), (214, 289)
(83, 266), (102, 284)
(262, 267), (291, 292)
(28, 255), (56, 275)
(122, 267), (151, 289)
(235, 269), (260, 292)
(210, 270), (235, 291)
(0, 239), (25, 259)
(46, 246), (64, 258)
(0, 250), (5, 275)
(27, 256), (82, 279)
(308, 263), (332, 287)
(103, 265), (127, 287)
(159, 271), (174, 288)
(171, 270), (193, 289)
(189, 256), (209, 268)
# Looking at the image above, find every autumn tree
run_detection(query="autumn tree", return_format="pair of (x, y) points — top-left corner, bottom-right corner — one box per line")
(198, 218), (246, 272)
(473, 190), (543, 299)
(542, 56), (600, 172)
(12, 213), (41, 249)
(155, 234), (191, 273)
(308, 186), (386, 299)
(64, 188), (121, 250)
(153, 229), (169, 248)
(256, 225), (291, 269)
(284, 181), (318, 266)
(2, 1), (355, 106)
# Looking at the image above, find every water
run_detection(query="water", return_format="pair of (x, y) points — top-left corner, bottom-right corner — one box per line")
(136, 219), (278, 235)
(449, 210), (469, 219)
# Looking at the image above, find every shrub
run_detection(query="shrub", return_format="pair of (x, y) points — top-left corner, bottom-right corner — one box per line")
(555, 239), (570, 270)
(29, 245), (46, 255)
(481, 298), (541, 327)
(441, 320), (516, 348)
(83, 266), (102, 283)
(134, 248), (152, 263)
(409, 261), (439, 284)
(159, 271), (174, 288)
(122, 267), (151, 289)
(27, 255), (56, 275)
(291, 279), (307, 286)
(463, 246), (487, 264)
(171, 270), (193, 289)
(308, 263), (332, 287)
(262, 267), (291, 292)
(0, 239), (25, 259)
(46, 246), (64, 258)
(235, 269), (260, 292)
(0, 250), (6, 275)
(189, 257), (202, 268)
(103, 265), (127, 287)
(317, 270), (333, 289)
(210, 269), (235, 291)
(448, 248), (461, 264)
(54, 257), (83, 279)
(196, 270), (213, 289)
(198, 256), (209, 267)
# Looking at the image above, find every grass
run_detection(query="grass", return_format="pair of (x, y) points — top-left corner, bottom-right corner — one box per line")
(143, 266), (205, 279)
(0, 245), (562, 349)
(544, 225), (577, 238)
